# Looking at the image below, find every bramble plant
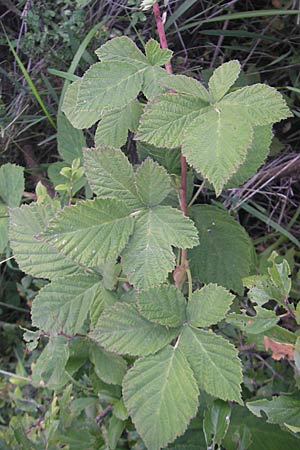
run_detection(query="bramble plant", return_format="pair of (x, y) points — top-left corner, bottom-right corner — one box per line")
(5, 4), (300, 450)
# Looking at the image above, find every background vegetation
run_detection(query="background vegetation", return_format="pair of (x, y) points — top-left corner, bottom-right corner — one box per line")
(1, 0), (300, 448)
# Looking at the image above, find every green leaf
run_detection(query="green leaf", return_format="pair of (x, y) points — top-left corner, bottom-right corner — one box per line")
(9, 202), (81, 279)
(137, 285), (187, 327)
(0, 163), (24, 207)
(223, 406), (300, 450)
(62, 80), (101, 129)
(136, 93), (208, 148)
(226, 306), (279, 335)
(123, 346), (199, 450)
(182, 107), (253, 195)
(31, 273), (103, 335)
(95, 100), (143, 148)
(90, 283), (118, 329)
(41, 198), (134, 266)
(208, 60), (241, 102)
(95, 36), (147, 65)
(187, 284), (234, 328)
(89, 343), (127, 385)
(268, 251), (291, 299)
(83, 147), (141, 209)
(48, 161), (86, 196)
(142, 65), (170, 99)
(225, 125), (273, 188)
(203, 400), (231, 448)
(107, 415), (125, 450)
(137, 141), (181, 175)
(113, 399), (128, 421)
(159, 74), (211, 102)
(57, 113), (86, 163)
(77, 62), (144, 113)
(32, 336), (69, 390)
(246, 394), (300, 429)
(145, 39), (173, 66)
(122, 206), (199, 290)
(189, 205), (253, 294)
(0, 202), (8, 253)
(135, 158), (172, 207)
(220, 83), (292, 126)
(90, 303), (179, 356)
(179, 326), (243, 403)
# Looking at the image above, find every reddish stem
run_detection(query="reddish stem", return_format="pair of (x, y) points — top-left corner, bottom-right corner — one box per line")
(152, 2), (188, 267)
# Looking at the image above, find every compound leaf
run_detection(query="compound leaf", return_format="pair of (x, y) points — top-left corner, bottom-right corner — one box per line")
(41, 198), (134, 266)
(179, 326), (242, 403)
(89, 303), (179, 356)
(123, 346), (199, 450)
(83, 147), (141, 209)
(208, 60), (241, 102)
(122, 206), (199, 290)
(31, 273), (103, 335)
(220, 83), (292, 126)
(189, 205), (253, 294)
(183, 106), (253, 195)
(137, 285), (186, 327)
(95, 100), (143, 149)
(135, 158), (172, 207)
(9, 202), (81, 280)
(187, 284), (234, 328)
(136, 93), (208, 148)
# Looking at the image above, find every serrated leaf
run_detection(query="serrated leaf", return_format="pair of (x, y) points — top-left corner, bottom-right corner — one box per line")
(135, 158), (172, 207)
(96, 36), (147, 65)
(77, 62), (144, 113)
(226, 306), (279, 335)
(122, 206), (199, 290)
(0, 163), (24, 207)
(9, 202), (81, 280)
(90, 303), (179, 356)
(189, 205), (253, 294)
(137, 285), (187, 327)
(159, 74), (211, 102)
(32, 336), (69, 390)
(246, 394), (300, 429)
(57, 113), (86, 163)
(179, 326), (242, 403)
(31, 273), (103, 335)
(225, 125), (273, 188)
(145, 39), (173, 66)
(136, 93), (208, 148)
(183, 107), (253, 195)
(187, 284), (234, 328)
(83, 147), (141, 209)
(123, 346), (199, 450)
(90, 283), (118, 329)
(62, 80), (101, 129)
(142, 65), (171, 99)
(95, 100), (143, 148)
(137, 141), (181, 175)
(41, 198), (134, 266)
(209, 60), (241, 102)
(89, 343), (127, 385)
(220, 83), (292, 126)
